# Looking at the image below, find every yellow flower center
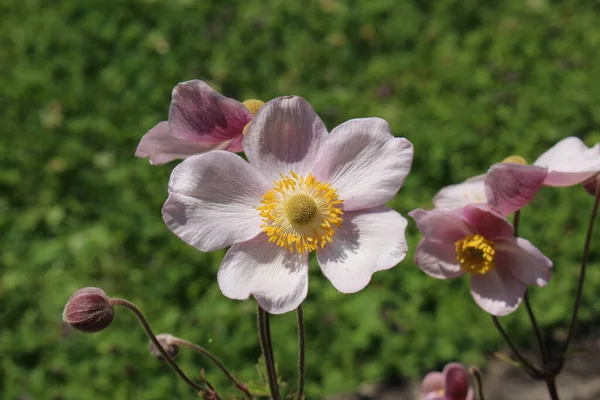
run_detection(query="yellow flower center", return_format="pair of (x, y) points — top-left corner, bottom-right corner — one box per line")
(455, 234), (496, 275)
(257, 171), (343, 253)
(502, 155), (527, 165)
(241, 99), (264, 135)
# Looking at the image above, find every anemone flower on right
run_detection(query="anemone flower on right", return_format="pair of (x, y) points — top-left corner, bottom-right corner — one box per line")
(410, 204), (552, 316)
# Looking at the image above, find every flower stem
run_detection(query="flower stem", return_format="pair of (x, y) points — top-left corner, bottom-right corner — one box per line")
(545, 376), (560, 400)
(491, 316), (543, 379)
(523, 291), (547, 365)
(296, 305), (305, 400)
(559, 175), (600, 370)
(169, 337), (253, 399)
(109, 298), (206, 394)
(257, 306), (280, 400)
(468, 366), (486, 400)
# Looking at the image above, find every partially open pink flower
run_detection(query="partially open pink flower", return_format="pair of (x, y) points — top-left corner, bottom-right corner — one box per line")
(162, 96), (414, 314)
(136, 80), (264, 165)
(420, 363), (473, 400)
(410, 205), (552, 316)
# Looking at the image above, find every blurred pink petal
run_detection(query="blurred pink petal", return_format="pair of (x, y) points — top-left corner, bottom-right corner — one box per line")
(414, 239), (464, 279)
(313, 118), (414, 211)
(433, 174), (487, 211)
(443, 363), (473, 400)
(484, 163), (547, 216)
(496, 238), (552, 286)
(534, 137), (600, 186)
(420, 372), (444, 400)
(461, 204), (514, 239)
(410, 209), (474, 243)
(470, 267), (526, 316)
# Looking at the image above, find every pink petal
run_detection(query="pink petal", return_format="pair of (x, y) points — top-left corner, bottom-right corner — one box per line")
(433, 174), (487, 211)
(316, 206), (408, 293)
(470, 267), (526, 316)
(225, 135), (244, 153)
(420, 372), (444, 400)
(461, 204), (514, 240)
(495, 238), (552, 286)
(534, 137), (600, 186)
(217, 234), (309, 314)
(409, 208), (474, 243)
(443, 363), (471, 400)
(583, 174), (600, 195)
(162, 151), (270, 252)
(135, 121), (232, 165)
(414, 239), (464, 279)
(484, 163), (547, 216)
(243, 96), (328, 182)
(168, 80), (252, 144)
(312, 118), (414, 211)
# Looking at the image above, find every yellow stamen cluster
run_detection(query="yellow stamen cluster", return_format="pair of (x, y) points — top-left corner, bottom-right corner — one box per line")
(502, 155), (528, 165)
(257, 171), (343, 253)
(241, 99), (265, 135)
(455, 234), (496, 275)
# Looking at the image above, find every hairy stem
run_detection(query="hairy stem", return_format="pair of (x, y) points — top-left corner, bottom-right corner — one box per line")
(296, 305), (305, 400)
(258, 306), (280, 400)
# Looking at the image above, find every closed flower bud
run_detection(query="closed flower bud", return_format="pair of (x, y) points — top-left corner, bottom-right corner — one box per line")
(150, 333), (179, 361)
(62, 287), (114, 333)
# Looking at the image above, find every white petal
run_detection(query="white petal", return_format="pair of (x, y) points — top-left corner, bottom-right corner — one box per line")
(218, 235), (309, 314)
(317, 206), (408, 293)
(495, 238), (552, 286)
(313, 118), (414, 210)
(470, 268), (525, 316)
(243, 96), (328, 182)
(433, 174), (487, 210)
(534, 137), (600, 186)
(163, 151), (270, 251)
(414, 239), (464, 279)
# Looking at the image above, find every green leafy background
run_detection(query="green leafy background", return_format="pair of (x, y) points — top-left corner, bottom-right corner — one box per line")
(2, 0), (600, 398)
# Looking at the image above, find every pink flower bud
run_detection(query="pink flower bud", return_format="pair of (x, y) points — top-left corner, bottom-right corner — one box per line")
(62, 287), (114, 333)
(149, 333), (179, 361)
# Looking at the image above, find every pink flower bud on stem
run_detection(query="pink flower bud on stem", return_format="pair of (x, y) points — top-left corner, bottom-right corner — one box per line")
(62, 287), (114, 333)
(150, 334), (179, 361)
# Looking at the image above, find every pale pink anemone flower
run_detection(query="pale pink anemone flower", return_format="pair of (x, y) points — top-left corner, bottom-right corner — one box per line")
(434, 136), (600, 213)
(420, 363), (473, 400)
(136, 80), (265, 165)
(409, 204), (552, 316)
(162, 96), (414, 314)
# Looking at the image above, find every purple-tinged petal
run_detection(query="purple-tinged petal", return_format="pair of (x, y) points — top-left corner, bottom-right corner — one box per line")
(461, 205), (514, 240)
(414, 239), (464, 279)
(243, 96), (328, 182)
(163, 151), (270, 252)
(484, 163), (547, 216)
(312, 118), (414, 211)
(433, 174), (487, 211)
(169, 80), (252, 144)
(470, 267), (525, 316)
(217, 234), (309, 314)
(495, 238), (552, 286)
(409, 208), (474, 243)
(225, 135), (244, 153)
(534, 137), (600, 186)
(420, 372), (444, 400)
(443, 363), (471, 400)
(583, 174), (600, 195)
(135, 121), (232, 165)
(317, 206), (408, 293)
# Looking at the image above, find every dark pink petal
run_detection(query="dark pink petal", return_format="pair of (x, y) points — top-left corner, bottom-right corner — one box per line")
(312, 118), (414, 211)
(217, 234), (309, 314)
(168, 80), (252, 144)
(583, 174), (600, 195)
(433, 174), (487, 211)
(243, 96), (328, 182)
(409, 208), (474, 243)
(484, 163), (547, 216)
(317, 206), (408, 293)
(534, 137), (600, 186)
(443, 363), (471, 400)
(414, 239), (463, 279)
(163, 151), (270, 252)
(461, 204), (514, 240)
(135, 121), (231, 165)
(495, 238), (552, 286)
(470, 267), (526, 316)
(225, 135), (244, 153)
(420, 372), (444, 400)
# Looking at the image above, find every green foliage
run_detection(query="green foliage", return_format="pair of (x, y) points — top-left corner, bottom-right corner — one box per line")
(2, 0), (600, 398)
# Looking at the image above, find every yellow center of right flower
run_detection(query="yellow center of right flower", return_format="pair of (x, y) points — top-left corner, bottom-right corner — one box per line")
(455, 234), (495, 275)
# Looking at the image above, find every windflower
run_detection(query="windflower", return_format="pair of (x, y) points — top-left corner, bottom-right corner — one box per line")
(136, 80), (265, 165)
(162, 96), (414, 314)
(410, 204), (552, 316)
(420, 363), (473, 400)
(434, 136), (600, 213)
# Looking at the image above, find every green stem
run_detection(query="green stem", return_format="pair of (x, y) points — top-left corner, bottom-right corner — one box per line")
(109, 298), (206, 394)
(491, 316), (543, 379)
(170, 337), (253, 399)
(296, 305), (305, 400)
(523, 291), (547, 365)
(559, 176), (600, 370)
(258, 306), (280, 400)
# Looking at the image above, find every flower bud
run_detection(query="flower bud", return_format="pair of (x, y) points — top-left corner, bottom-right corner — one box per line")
(62, 287), (114, 333)
(149, 333), (179, 361)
